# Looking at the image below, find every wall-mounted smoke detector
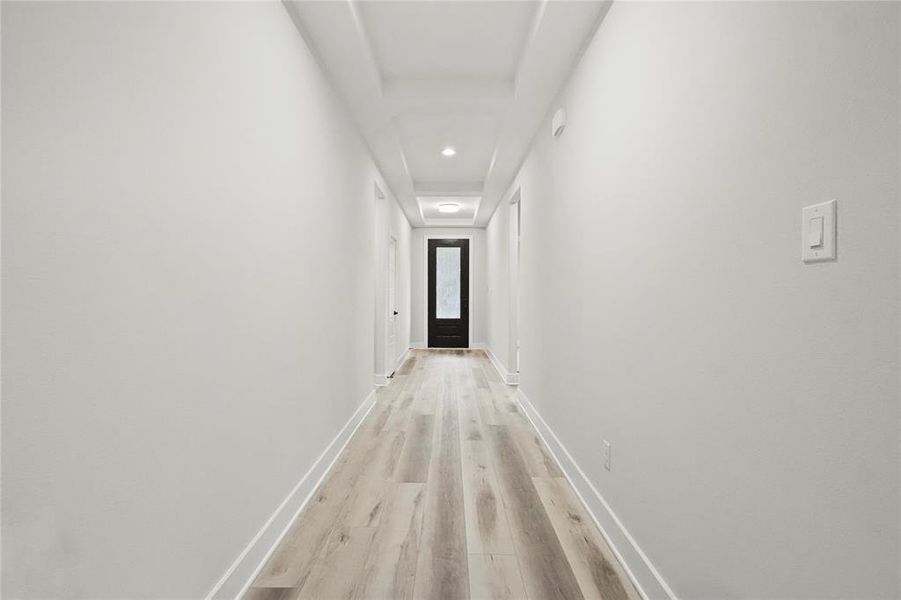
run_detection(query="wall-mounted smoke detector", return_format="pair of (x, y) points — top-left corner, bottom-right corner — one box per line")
(552, 109), (566, 138)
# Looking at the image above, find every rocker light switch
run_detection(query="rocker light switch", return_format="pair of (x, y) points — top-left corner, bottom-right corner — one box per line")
(808, 216), (824, 248)
(802, 200), (836, 262)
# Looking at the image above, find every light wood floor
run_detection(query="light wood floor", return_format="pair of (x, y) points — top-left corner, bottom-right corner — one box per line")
(245, 349), (640, 600)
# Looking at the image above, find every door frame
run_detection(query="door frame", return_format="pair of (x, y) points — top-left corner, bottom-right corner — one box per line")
(508, 188), (521, 380)
(373, 182), (387, 385)
(386, 232), (399, 375)
(423, 234), (474, 349)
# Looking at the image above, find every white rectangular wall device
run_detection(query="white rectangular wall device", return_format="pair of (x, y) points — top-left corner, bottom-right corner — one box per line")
(801, 200), (837, 262)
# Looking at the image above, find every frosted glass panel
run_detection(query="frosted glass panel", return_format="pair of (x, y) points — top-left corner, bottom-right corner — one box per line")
(436, 247), (461, 319)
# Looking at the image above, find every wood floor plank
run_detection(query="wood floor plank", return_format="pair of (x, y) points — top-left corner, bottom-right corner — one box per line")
(413, 384), (470, 600)
(460, 396), (485, 442)
(376, 381), (404, 406)
(477, 389), (503, 427)
(413, 373), (439, 415)
(459, 386), (485, 442)
(375, 428), (407, 480)
(346, 425), (410, 526)
(397, 355), (417, 375)
(296, 526), (376, 600)
(504, 414), (564, 478)
(461, 441), (515, 555)
(336, 414), (406, 527)
(367, 402), (396, 436)
(247, 350), (637, 600)
(472, 367), (490, 389)
(383, 384), (418, 432)
(468, 554), (528, 600)
(353, 482), (425, 600)
(533, 477), (641, 600)
(395, 413), (434, 483)
(487, 382), (518, 413)
(242, 586), (295, 600)
(475, 350), (501, 384)
(345, 478), (389, 528)
(486, 424), (584, 600)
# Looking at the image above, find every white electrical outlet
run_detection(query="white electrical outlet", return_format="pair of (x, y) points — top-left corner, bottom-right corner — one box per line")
(603, 440), (612, 471)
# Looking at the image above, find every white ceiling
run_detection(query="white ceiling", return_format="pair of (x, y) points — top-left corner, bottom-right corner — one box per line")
(284, 0), (610, 227)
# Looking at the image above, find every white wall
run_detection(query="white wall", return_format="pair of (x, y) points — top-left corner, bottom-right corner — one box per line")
(1, 2), (408, 597)
(487, 2), (901, 598)
(410, 228), (486, 347)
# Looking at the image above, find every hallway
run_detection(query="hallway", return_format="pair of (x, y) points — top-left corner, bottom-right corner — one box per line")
(246, 350), (638, 600)
(3, 1), (900, 598)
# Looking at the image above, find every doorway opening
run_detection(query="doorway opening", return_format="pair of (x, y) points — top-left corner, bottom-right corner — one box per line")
(386, 234), (398, 377)
(427, 238), (470, 348)
(509, 189), (521, 379)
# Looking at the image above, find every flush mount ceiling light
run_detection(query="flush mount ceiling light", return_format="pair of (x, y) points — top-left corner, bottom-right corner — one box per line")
(438, 203), (462, 213)
(441, 147), (456, 157)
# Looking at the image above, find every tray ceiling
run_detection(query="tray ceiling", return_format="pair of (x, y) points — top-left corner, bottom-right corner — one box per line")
(284, 0), (611, 227)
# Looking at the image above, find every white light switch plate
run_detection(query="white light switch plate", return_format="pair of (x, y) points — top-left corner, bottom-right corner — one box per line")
(802, 200), (836, 263)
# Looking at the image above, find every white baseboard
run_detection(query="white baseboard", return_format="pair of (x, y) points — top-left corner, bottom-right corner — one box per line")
(411, 342), (486, 351)
(391, 347), (411, 375)
(483, 345), (519, 385)
(205, 389), (377, 600)
(516, 390), (678, 600)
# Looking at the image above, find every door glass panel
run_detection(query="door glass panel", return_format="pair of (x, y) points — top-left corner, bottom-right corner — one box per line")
(436, 246), (461, 319)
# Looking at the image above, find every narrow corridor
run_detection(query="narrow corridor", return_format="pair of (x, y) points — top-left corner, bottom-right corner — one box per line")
(4, 2), (899, 598)
(245, 350), (638, 600)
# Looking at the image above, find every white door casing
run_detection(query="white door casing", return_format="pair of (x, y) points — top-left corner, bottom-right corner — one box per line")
(387, 235), (398, 375)
(509, 189), (521, 376)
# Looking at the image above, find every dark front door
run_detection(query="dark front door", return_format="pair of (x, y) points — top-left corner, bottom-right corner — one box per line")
(428, 238), (469, 348)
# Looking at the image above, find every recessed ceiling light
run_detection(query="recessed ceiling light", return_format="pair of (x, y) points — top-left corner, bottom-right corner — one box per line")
(441, 147), (456, 157)
(438, 203), (461, 213)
